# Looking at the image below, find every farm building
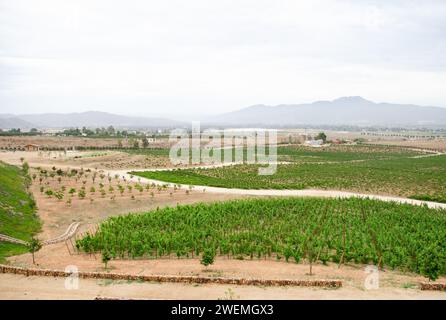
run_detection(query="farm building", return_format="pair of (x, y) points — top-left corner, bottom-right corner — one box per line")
(304, 139), (324, 147)
(24, 144), (40, 151)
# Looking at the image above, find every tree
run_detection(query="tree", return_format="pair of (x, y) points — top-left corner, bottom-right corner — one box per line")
(107, 125), (115, 136)
(22, 162), (29, 175)
(142, 137), (149, 148)
(315, 132), (327, 143)
(78, 189), (86, 199)
(102, 250), (111, 270)
(29, 237), (42, 264)
(200, 247), (215, 268)
(133, 140), (140, 149)
(54, 191), (64, 201)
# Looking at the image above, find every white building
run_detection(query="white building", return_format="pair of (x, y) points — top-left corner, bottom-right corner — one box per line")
(304, 139), (324, 147)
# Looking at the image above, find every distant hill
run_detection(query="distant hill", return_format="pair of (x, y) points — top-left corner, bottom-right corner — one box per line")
(0, 111), (184, 129)
(3, 98), (446, 129)
(0, 117), (35, 129)
(207, 97), (446, 127)
(0, 114), (15, 118)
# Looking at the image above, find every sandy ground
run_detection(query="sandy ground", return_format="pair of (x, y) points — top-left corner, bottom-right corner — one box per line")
(0, 136), (170, 149)
(1, 273), (446, 300)
(1, 150), (446, 299)
(0, 150), (172, 170)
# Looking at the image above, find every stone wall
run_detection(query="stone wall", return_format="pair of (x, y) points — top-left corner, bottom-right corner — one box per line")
(420, 283), (446, 291)
(0, 264), (342, 288)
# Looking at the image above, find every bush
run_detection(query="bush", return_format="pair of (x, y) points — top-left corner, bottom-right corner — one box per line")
(201, 248), (215, 267)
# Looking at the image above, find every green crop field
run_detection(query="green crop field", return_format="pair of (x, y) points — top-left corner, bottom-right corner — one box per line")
(125, 144), (420, 162)
(76, 197), (446, 280)
(132, 145), (446, 202)
(277, 144), (421, 163)
(0, 161), (41, 262)
(122, 148), (171, 157)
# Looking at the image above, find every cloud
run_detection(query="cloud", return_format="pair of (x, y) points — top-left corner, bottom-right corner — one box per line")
(1, 0), (446, 116)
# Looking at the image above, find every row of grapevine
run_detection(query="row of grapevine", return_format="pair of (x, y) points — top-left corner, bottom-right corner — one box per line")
(76, 197), (446, 280)
(133, 154), (446, 200)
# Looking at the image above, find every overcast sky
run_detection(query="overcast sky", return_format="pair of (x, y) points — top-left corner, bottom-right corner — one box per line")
(1, 0), (446, 118)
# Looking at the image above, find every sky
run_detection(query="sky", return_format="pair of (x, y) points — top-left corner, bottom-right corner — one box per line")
(1, 0), (446, 119)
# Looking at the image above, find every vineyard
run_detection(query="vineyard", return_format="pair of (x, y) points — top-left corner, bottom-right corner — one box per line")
(276, 144), (422, 163)
(133, 152), (446, 202)
(125, 144), (421, 162)
(76, 197), (446, 280)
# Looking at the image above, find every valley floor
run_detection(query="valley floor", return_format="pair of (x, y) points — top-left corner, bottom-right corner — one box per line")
(1, 150), (446, 300)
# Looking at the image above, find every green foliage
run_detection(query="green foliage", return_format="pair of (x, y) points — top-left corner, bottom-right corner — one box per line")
(102, 250), (111, 269)
(22, 162), (29, 175)
(201, 247), (216, 267)
(133, 148), (446, 201)
(409, 194), (446, 204)
(78, 189), (86, 199)
(0, 161), (41, 262)
(418, 244), (446, 281)
(315, 132), (327, 142)
(76, 197), (446, 278)
(54, 191), (64, 201)
(123, 148), (171, 157)
(29, 237), (42, 264)
(29, 237), (42, 253)
(142, 137), (149, 148)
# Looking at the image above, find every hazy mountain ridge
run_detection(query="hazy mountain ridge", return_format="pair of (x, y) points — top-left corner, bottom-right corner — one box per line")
(0, 117), (35, 129)
(208, 97), (446, 127)
(2, 97), (446, 129)
(0, 111), (184, 129)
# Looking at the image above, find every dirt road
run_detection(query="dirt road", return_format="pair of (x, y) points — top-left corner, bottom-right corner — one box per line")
(1, 274), (445, 300)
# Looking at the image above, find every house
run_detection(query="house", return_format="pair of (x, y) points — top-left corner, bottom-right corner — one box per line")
(24, 144), (40, 151)
(304, 139), (324, 147)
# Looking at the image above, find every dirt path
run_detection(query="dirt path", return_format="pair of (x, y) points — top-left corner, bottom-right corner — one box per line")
(0, 222), (81, 246)
(0, 234), (28, 246)
(1, 274), (445, 300)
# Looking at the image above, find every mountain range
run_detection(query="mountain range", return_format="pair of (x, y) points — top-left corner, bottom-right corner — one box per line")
(1, 97), (446, 129)
(207, 97), (446, 127)
(0, 111), (184, 129)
